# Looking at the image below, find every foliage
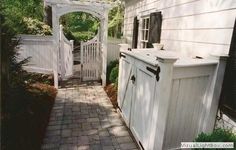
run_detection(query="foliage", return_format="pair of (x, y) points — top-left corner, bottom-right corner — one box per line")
(1, 6), (29, 91)
(23, 72), (54, 85)
(1, 5), (56, 150)
(193, 128), (236, 150)
(109, 65), (119, 83)
(72, 31), (97, 42)
(2, 0), (44, 34)
(107, 60), (119, 83)
(108, 1), (124, 38)
(22, 17), (52, 35)
(60, 0), (124, 42)
(114, 76), (119, 89)
(60, 12), (99, 43)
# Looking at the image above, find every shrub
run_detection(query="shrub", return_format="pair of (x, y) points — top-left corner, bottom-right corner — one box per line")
(193, 128), (236, 150)
(114, 77), (119, 89)
(109, 65), (119, 84)
(22, 17), (52, 35)
(107, 60), (119, 83)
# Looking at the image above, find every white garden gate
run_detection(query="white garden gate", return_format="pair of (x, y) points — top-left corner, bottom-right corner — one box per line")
(80, 36), (101, 81)
(45, 0), (114, 87)
(59, 25), (74, 80)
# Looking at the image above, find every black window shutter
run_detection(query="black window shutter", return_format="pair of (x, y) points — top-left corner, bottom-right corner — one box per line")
(220, 18), (236, 119)
(147, 12), (162, 48)
(132, 16), (139, 48)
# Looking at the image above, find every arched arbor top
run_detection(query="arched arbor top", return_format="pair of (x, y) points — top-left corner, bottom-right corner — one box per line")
(44, 0), (117, 87)
(45, 0), (115, 19)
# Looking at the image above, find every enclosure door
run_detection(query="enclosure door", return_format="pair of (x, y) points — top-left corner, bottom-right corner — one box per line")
(130, 61), (156, 150)
(118, 55), (134, 126)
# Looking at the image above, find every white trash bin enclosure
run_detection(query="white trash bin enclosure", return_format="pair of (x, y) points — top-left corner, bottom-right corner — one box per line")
(117, 47), (227, 150)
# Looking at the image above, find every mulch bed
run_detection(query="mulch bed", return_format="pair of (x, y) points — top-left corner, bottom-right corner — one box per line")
(1, 74), (57, 150)
(104, 83), (118, 108)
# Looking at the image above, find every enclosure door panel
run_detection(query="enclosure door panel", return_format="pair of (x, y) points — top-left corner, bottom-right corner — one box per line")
(118, 56), (133, 125)
(130, 62), (156, 150)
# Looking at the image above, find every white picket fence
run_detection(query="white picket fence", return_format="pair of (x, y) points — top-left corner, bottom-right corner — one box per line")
(59, 25), (74, 80)
(18, 34), (124, 85)
(81, 36), (101, 81)
(18, 35), (56, 74)
(107, 38), (125, 64)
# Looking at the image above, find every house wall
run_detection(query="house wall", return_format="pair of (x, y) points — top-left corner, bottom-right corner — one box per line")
(124, 0), (236, 57)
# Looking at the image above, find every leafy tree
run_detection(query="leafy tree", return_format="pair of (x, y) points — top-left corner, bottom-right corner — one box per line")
(60, 12), (100, 43)
(108, 1), (124, 38)
(22, 17), (52, 35)
(2, 0), (45, 34)
(60, 0), (124, 43)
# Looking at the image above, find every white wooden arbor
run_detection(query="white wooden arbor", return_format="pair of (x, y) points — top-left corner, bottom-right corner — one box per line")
(45, 0), (114, 87)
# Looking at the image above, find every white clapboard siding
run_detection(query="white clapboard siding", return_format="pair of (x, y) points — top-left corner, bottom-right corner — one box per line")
(162, 9), (236, 29)
(160, 0), (236, 19)
(18, 35), (55, 74)
(161, 29), (233, 45)
(123, 0), (236, 57)
(107, 38), (125, 64)
(161, 39), (229, 57)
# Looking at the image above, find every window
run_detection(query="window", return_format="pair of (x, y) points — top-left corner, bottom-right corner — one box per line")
(140, 17), (150, 48)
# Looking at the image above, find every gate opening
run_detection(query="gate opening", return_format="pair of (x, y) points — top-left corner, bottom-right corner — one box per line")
(59, 12), (102, 82)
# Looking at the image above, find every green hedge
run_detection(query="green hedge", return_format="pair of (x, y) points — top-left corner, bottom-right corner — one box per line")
(109, 65), (119, 83)
(193, 128), (236, 150)
(107, 60), (119, 83)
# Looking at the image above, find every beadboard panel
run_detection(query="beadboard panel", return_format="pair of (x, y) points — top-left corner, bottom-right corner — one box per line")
(164, 76), (210, 149)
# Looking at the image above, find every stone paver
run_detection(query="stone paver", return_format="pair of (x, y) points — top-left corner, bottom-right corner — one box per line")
(41, 82), (139, 150)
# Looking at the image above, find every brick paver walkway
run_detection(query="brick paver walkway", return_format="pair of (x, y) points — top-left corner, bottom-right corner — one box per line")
(41, 83), (139, 150)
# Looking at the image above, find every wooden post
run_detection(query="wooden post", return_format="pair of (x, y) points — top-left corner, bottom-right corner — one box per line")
(52, 5), (59, 88)
(97, 39), (100, 80)
(149, 57), (178, 150)
(80, 41), (84, 81)
(59, 25), (66, 80)
(200, 55), (228, 133)
(70, 40), (74, 75)
(101, 11), (109, 86)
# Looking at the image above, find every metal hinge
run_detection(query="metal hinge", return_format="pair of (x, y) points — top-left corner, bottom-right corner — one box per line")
(119, 52), (126, 58)
(146, 66), (161, 82)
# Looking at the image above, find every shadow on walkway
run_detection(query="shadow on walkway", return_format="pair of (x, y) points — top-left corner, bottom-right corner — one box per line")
(41, 82), (139, 150)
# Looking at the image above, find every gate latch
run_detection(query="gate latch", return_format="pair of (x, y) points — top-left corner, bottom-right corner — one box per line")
(146, 66), (161, 82)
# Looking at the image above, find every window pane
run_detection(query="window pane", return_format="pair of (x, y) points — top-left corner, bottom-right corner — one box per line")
(145, 30), (149, 40)
(142, 19), (145, 29)
(146, 18), (149, 29)
(142, 30), (145, 40)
